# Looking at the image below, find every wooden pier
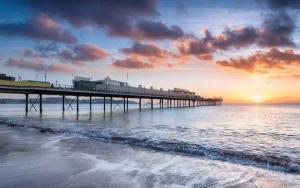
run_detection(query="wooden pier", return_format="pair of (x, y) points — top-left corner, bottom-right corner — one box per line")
(0, 86), (222, 113)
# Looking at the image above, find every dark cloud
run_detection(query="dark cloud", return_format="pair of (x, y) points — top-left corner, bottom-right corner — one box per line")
(213, 27), (259, 50)
(266, 0), (300, 9)
(36, 42), (59, 53)
(6, 58), (75, 73)
(58, 44), (108, 64)
(176, 11), (296, 60)
(23, 43), (108, 65)
(120, 42), (173, 58)
(0, 14), (77, 43)
(119, 42), (188, 68)
(258, 11), (296, 47)
(23, 43), (59, 58)
(176, 30), (214, 60)
(135, 20), (184, 40)
(216, 48), (300, 73)
(113, 58), (154, 69)
(15, 0), (184, 41)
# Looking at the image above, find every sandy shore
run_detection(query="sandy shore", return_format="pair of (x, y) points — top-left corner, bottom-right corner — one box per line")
(1, 125), (300, 188)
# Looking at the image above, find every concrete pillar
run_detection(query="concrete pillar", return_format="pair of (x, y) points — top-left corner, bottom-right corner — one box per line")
(161, 99), (163, 109)
(126, 97), (129, 111)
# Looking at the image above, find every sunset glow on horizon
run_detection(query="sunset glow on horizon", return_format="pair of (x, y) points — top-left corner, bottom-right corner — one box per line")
(0, 0), (300, 103)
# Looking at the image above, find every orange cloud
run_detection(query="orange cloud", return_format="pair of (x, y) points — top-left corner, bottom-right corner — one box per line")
(216, 48), (300, 73)
(112, 57), (154, 69)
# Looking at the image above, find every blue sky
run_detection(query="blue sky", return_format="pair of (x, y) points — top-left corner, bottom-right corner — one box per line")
(0, 0), (300, 102)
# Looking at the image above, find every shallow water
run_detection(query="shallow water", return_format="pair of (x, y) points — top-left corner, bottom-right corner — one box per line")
(0, 103), (300, 187)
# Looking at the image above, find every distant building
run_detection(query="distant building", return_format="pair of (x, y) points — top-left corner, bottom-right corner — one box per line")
(171, 88), (195, 96)
(96, 76), (128, 87)
(73, 76), (128, 91)
(73, 76), (97, 90)
(73, 75), (199, 98)
(0, 74), (15, 81)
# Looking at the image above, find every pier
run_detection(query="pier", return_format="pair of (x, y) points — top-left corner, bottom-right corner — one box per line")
(0, 86), (222, 113)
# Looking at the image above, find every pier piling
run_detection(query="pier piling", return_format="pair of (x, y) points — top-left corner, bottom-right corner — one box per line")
(39, 94), (42, 113)
(89, 96), (92, 111)
(76, 96), (79, 113)
(103, 97), (106, 112)
(62, 95), (65, 112)
(110, 97), (112, 112)
(139, 98), (141, 110)
(123, 97), (126, 112)
(25, 94), (28, 112)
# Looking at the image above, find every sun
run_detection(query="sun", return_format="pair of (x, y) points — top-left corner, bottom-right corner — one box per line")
(252, 94), (262, 104)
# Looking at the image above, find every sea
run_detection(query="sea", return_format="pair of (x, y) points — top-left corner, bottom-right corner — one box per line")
(0, 103), (299, 188)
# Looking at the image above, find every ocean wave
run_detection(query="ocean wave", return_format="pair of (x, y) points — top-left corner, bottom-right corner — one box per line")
(1, 120), (299, 174)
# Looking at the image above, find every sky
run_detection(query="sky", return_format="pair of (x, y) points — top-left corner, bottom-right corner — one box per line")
(0, 0), (300, 103)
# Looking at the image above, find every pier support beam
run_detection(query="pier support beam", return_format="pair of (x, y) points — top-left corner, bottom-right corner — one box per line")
(89, 96), (92, 111)
(76, 96), (79, 113)
(62, 95), (65, 112)
(151, 98), (153, 109)
(110, 97), (113, 112)
(139, 98), (142, 111)
(103, 97), (106, 112)
(126, 97), (129, 111)
(123, 97), (126, 112)
(25, 94), (28, 112)
(39, 94), (42, 113)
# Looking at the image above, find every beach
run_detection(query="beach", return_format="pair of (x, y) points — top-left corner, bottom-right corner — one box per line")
(0, 104), (300, 187)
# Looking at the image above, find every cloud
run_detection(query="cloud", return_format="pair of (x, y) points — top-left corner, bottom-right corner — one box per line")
(17, 0), (184, 41)
(119, 41), (189, 68)
(58, 44), (108, 64)
(258, 11), (295, 47)
(272, 74), (300, 80)
(22, 43), (108, 65)
(134, 20), (184, 40)
(266, 0), (300, 9)
(175, 31), (214, 60)
(175, 11), (296, 60)
(6, 58), (75, 73)
(113, 58), (154, 69)
(212, 27), (259, 50)
(120, 41), (173, 58)
(216, 48), (300, 73)
(0, 14), (77, 43)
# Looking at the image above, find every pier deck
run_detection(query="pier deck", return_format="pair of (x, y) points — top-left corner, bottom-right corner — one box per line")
(0, 86), (222, 113)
